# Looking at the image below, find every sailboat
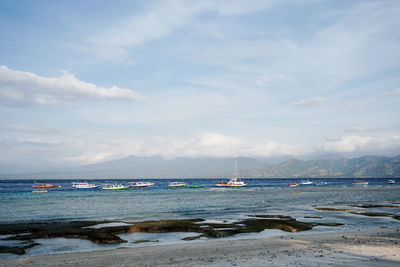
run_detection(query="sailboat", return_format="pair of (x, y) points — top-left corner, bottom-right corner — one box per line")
(216, 161), (247, 187)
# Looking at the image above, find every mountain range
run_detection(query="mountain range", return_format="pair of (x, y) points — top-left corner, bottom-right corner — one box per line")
(2, 154), (400, 179)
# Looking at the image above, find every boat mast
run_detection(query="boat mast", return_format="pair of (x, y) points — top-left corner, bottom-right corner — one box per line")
(234, 160), (238, 181)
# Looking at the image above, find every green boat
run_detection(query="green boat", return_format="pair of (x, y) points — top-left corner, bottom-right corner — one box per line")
(188, 183), (204, 188)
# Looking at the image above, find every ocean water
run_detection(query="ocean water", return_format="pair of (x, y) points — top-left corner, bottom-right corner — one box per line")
(0, 178), (399, 256)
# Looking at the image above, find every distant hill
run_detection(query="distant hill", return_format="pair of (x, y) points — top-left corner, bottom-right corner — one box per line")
(239, 155), (400, 178)
(2, 155), (399, 179)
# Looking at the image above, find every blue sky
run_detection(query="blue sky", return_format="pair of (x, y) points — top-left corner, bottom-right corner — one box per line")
(0, 0), (399, 168)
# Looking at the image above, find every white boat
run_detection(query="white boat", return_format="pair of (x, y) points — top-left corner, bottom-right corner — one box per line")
(216, 161), (246, 187)
(102, 184), (128, 190)
(388, 180), (395, 184)
(300, 179), (313, 185)
(168, 182), (186, 187)
(72, 182), (100, 189)
(129, 181), (155, 187)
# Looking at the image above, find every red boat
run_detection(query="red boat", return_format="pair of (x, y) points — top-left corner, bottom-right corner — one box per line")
(32, 183), (61, 188)
(287, 183), (299, 187)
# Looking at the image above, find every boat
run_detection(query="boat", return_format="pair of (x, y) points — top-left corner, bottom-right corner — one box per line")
(188, 183), (204, 188)
(168, 182), (186, 187)
(32, 189), (48, 193)
(32, 183), (61, 188)
(129, 181), (155, 187)
(388, 180), (395, 184)
(72, 182), (100, 189)
(102, 184), (128, 190)
(287, 183), (299, 187)
(215, 161), (247, 187)
(317, 181), (328, 186)
(300, 179), (313, 185)
(352, 181), (369, 185)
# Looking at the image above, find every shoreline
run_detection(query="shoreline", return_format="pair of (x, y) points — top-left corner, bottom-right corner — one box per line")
(2, 227), (399, 266)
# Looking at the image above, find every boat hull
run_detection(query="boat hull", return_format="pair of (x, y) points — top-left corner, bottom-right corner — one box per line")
(102, 187), (128, 190)
(32, 185), (60, 188)
(75, 186), (100, 189)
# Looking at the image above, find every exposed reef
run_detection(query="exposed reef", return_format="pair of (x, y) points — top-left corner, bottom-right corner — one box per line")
(314, 207), (352, 212)
(314, 205), (400, 221)
(0, 215), (342, 255)
(354, 204), (399, 209)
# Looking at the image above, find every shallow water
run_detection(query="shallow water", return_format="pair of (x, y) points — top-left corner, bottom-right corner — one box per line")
(0, 178), (399, 257)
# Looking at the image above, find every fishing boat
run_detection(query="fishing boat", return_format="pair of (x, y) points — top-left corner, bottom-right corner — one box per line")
(72, 182), (100, 189)
(352, 181), (369, 185)
(215, 161), (247, 187)
(168, 182), (186, 187)
(388, 180), (395, 184)
(300, 179), (313, 185)
(32, 183), (61, 188)
(287, 183), (299, 187)
(32, 189), (48, 193)
(102, 184), (128, 190)
(188, 183), (204, 188)
(129, 181), (155, 187)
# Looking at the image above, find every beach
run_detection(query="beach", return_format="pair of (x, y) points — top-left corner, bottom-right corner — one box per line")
(2, 227), (399, 266)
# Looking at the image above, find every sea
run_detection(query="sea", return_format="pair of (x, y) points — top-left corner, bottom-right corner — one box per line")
(0, 178), (399, 257)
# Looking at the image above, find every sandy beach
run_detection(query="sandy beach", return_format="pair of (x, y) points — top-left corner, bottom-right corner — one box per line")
(1, 227), (399, 267)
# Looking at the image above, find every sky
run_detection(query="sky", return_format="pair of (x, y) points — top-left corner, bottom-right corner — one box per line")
(0, 0), (399, 170)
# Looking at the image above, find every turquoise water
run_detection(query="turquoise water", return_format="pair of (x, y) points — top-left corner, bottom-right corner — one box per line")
(0, 178), (399, 257)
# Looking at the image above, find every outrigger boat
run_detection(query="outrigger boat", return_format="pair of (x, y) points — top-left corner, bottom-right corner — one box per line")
(129, 181), (155, 187)
(300, 179), (313, 185)
(215, 161), (247, 187)
(32, 183), (61, 188)
(72, 182), (100, 189)
(352, 181), (369, 185)
(32, 189), (48, 193)
(102, 184), (128, 190)
(168, 182), (186, 187)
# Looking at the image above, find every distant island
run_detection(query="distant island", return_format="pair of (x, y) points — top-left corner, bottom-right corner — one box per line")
(238, 155), (400, 178)
(2, 155), (399, 179)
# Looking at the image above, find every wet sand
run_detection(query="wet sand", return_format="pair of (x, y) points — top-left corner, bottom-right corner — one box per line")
(1, 227), (399, 266)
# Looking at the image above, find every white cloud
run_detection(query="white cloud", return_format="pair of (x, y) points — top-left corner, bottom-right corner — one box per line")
(86, 0), (212, 60)
(324, 135), (372, 153)
(323, 134), (400, 153)
(86, 0), (278, 60)
(291, 97), (328, 107)
(215, 0), (278, 15)
(256, 74), (293, 86)
(384, 88), (400, 96)
(344, 126), (387, 133)
(0, 65), (141, 106)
